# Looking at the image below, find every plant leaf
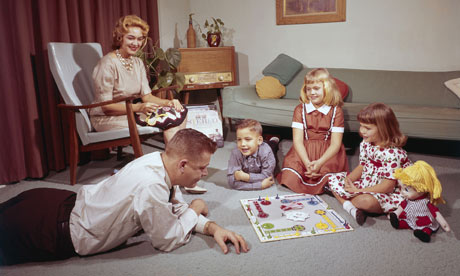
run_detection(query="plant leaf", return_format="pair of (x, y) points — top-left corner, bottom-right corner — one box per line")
(165, 48), (181, 68)
(155, 47), (165, 60)
(174, 72), (185, 91)
(157, 72), (174, 88)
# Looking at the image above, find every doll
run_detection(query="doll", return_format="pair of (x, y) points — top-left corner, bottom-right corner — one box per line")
(390, 160), (451, 242)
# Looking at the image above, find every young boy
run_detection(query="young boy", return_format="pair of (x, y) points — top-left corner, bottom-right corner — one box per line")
(227, 119), (278, 190)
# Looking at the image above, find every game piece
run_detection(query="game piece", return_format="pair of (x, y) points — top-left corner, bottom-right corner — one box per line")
(240, 193), (353, 242)
(261, 199), (271, 206)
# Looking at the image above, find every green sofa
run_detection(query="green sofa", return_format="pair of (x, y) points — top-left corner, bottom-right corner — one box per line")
(222, 67), (460, 140)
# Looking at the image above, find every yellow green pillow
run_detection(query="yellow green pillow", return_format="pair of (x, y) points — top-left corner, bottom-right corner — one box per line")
(256, 76), (286, 99)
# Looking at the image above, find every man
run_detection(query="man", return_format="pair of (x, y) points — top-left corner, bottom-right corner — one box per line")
(0, 129), (249, 265)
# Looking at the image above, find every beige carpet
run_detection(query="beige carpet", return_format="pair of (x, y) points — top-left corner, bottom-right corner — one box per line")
(1, 131), (460, 276)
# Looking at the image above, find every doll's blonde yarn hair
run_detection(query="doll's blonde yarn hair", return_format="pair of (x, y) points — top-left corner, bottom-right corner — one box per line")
(394, 160), (445, 205)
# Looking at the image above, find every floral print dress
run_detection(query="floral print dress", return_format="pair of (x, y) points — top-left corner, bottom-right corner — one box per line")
(328, 141), (412, 213)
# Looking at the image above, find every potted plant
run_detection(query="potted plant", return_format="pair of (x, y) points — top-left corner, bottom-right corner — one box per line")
(200, 17), (224, 47)
(136, 38), (185, 96)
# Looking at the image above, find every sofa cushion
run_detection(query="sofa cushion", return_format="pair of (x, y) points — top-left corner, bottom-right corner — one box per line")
(262, 54), (303, 86)
(333, 77), (349, 99)
(256, 76), (286, 99)
(445, 78), (460, 99)
(284, 68), (309, 100)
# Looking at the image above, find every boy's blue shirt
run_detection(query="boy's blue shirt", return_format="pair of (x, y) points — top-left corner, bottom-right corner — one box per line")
(227, 142), (276, 190)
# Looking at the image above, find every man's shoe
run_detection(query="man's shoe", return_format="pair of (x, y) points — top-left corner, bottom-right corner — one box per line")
(184, 185), (207, 194)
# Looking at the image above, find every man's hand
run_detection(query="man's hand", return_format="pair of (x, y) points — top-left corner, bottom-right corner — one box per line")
(261, 176), (274, 189)
(189, 199), (208, 217)
(207, 222), (249, 254)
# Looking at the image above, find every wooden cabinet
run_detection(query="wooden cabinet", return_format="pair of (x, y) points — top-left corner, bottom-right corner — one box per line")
(178, 46), (237, 104)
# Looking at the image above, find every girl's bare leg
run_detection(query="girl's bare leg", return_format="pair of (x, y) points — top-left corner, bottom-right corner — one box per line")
(351, 194), (383, 214)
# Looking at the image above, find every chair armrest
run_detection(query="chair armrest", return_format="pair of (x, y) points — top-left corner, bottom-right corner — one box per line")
(57, 95), (140, 110)
(58, 85), (179, 111)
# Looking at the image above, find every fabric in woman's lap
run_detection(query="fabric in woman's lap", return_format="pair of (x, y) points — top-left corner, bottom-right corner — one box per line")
(91, 106), (188, 132)
(91, 114), (131, 131)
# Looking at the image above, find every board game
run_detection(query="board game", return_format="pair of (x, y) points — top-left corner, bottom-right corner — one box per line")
(240, 193), (353, 242)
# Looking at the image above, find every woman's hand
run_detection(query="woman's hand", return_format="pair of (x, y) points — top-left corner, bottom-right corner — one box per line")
(168, 99), (183, 111)
(137, 102), (159, 114)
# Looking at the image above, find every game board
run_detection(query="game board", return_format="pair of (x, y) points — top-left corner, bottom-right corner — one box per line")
(240, 193), (353, 242)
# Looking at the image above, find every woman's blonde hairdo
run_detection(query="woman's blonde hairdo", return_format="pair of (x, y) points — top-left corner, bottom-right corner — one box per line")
(112, 15), (149, 50)
(393, 161), (445, 205)
(300, 68), (343, 107)
(358, 102), (407, 148)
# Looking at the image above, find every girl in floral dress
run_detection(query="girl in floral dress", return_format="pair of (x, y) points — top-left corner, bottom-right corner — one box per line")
(328, 103), (411, 225)
(279, 68), (348, 194)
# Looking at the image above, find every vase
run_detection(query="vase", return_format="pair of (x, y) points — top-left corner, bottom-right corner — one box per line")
(186, 22), (196, 48)
(206, 32), (221, 47)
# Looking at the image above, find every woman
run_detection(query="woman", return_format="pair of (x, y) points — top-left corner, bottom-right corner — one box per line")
(90, 15), (186, 143)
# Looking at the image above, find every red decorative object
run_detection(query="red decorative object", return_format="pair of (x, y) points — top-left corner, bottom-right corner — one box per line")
(333, 77), (349, 99)
(206, 32), (221, 47)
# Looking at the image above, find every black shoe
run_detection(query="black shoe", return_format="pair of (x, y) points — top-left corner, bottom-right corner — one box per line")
(355, 209), (367, 226)
(414, 230), (431, 242)
(389, 213), (399, 229)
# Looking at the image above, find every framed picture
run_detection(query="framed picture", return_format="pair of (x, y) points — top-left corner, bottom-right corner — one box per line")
(276, 0), (346, 25)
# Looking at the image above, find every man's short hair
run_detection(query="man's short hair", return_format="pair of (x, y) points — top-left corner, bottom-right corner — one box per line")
(235, 119), (263, 135)
(165, 128), (217, 158)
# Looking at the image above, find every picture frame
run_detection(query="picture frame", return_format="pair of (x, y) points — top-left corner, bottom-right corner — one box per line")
(276, 0), (346, 25)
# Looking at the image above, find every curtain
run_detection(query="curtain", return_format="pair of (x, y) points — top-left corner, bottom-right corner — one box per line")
(0, 0), (159, 184)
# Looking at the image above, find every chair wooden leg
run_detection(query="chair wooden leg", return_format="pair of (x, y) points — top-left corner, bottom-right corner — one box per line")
(68, 113), (79, 185)
(125, 101), (143, 158)
(69, 145), (78, 186)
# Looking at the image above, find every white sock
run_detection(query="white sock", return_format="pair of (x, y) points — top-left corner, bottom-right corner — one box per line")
(343, 200), (357, 218)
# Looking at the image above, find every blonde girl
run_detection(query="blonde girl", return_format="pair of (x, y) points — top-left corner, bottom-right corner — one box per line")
(328, 103), (412, 225)
(279, 68), (348, 194)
